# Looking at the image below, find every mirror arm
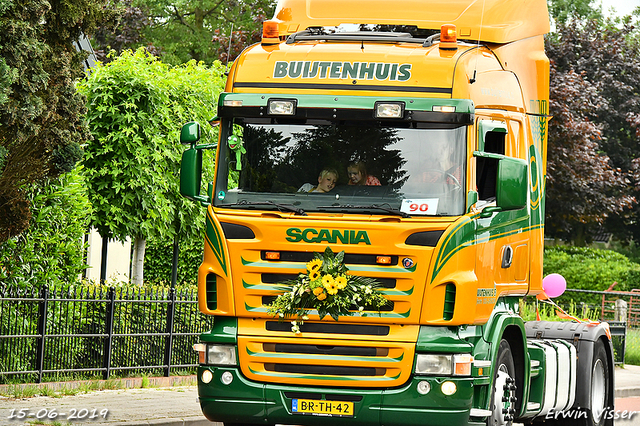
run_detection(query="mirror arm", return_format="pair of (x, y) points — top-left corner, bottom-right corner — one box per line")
(479, 206), (503, 218)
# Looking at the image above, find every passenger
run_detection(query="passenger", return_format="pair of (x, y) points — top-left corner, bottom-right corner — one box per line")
(298, 168), (339, 193)
(347, 162), (380, 186)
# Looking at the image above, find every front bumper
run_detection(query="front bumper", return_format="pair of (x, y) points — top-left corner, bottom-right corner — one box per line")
(198, 366), (479, 426)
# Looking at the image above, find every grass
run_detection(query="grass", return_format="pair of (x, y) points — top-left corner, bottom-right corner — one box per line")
(625, 327), (640, 366)
(0, 377), (126, 399)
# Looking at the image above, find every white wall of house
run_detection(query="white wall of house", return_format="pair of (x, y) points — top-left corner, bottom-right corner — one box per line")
(85, 228), (132, 283)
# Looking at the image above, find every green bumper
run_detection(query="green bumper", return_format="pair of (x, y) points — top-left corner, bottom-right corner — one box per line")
(197, 366), (478, 426)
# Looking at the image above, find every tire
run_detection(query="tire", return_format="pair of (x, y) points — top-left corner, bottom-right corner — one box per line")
(587, 341), (610, 426)
(488, 339), (517, 426)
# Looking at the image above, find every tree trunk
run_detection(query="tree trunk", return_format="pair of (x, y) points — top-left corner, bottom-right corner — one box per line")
(131, 237), (146, 286)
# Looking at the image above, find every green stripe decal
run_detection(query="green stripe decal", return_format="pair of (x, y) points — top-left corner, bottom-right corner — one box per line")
(246, 348), (404, 363)
(431, 214), (543, 282)
(205, 211), (228, 275)
(241, 258), (304, 270)
(245, 303), (410, 318)
(248, 366), (402, 382)
(431, 217), (476, 281)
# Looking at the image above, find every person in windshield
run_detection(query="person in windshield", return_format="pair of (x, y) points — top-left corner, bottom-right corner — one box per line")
(347, 162), (381, 186)
(298, 168), (339, 193)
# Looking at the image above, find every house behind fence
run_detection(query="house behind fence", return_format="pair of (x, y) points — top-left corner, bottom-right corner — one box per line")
(0, 284), (214, 383)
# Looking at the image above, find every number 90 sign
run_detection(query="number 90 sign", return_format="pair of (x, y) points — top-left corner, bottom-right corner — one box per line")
(400, 199), (438, 215)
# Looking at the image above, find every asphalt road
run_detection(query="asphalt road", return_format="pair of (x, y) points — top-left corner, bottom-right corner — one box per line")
(1, 366), (639, 426)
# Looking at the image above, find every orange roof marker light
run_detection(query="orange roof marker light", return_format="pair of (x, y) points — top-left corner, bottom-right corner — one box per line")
(439, 24), (458, 50)
(262, 20), (280, 45)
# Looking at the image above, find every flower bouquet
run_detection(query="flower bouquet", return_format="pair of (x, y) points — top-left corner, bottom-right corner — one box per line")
(266, 247), (389, 330)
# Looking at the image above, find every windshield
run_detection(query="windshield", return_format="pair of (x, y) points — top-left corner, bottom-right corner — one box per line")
(214, 120), (467, 216)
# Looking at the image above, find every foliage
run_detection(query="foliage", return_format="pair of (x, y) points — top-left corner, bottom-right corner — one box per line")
(626, 328), (640, 366)
(93, 0), (159, 63)
(543, 246), (640, 306)
(546, 18), (640, 243)
(547, 0), (604, 26)
(0, 168), (92, 288)
(520, 298), (599, 322)
(78, 48), (223, 245)
(266, 247), (389, 327)
(0, 0), (111, 242)
(0, 281), (212, 384)
(143, 237), (203, 285)
(544, 63), (633, 244)
(92, 0), (276, 65)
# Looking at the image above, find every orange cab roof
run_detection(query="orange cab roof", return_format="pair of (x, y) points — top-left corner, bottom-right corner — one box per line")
(273, 0), (550, 44)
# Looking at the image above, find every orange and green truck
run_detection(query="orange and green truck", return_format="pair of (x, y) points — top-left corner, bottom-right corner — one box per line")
(181, 0), (615, 425)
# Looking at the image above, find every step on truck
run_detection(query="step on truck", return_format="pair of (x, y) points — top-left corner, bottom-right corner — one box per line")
(180, 0), (615, 425)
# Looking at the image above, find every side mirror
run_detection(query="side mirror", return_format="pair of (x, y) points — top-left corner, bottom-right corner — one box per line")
(180, 147), (210, 204)
(496, 157), (528, 210)
(180, 121), (201, 145)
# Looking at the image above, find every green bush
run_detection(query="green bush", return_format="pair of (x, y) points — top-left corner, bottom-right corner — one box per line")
(0, 168), (91, 288)
(543, 246), (640, 309)
(78, 48), (224, 285)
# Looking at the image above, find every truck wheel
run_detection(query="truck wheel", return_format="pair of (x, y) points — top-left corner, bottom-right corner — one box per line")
(489, 339), (517, 426)
(587, 341), (610, 426)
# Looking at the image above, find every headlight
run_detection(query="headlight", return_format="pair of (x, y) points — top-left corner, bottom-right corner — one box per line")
(415, 354), (452, 375)
(193, 343), (237, 366)
(415, 354), (473, 376)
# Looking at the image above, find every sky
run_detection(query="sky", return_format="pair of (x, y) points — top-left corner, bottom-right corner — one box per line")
(598, 0), (640, 17)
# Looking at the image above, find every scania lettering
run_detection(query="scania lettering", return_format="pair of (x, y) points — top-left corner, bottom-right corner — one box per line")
(180, 1), (615, 425)
(285, 228), (372, 244)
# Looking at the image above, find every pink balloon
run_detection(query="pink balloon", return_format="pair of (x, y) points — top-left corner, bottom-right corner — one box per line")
(542, 273), (566, 298)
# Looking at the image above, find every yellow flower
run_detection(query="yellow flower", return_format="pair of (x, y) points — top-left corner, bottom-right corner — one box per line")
(335, 275), (347, 289)
(326, 283), (338, 295)
(307, 259), (322, 273)
(322, 274), (334, 287)
(309, 270), (320, 281)
(313, 287), (324, 296)
(317, 292), (327, 301)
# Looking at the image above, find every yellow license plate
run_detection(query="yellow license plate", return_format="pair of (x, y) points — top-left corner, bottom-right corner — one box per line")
(292, 399), (354, 417)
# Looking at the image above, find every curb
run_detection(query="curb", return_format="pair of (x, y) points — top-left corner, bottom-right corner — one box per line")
(616, 387), (640, 399)
(107, 417), (214, 426)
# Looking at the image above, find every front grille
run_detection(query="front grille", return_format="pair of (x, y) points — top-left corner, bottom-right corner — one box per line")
(265, 343), (388, 356)
(268, 363), (383, 376)
(238, 319), (418, 388)
(265, 321), (390, 335)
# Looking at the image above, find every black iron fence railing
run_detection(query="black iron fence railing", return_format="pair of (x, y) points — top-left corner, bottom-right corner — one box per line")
(0, 284), (214, 383)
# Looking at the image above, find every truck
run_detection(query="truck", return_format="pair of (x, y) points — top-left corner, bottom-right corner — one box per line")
(180, 0), (615, 425)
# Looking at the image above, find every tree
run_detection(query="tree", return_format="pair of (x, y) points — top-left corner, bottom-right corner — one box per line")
(0, 0), (110, 242)
(93, 0), (159, 63)
(545, 64), (633, 244)
(547, 0), (603, 26)
(546, 18), (640, 243)
(78, 48), (224, 285)
(92, 0), (276, 65)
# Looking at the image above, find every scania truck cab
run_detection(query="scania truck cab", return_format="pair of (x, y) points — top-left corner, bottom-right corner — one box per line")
(180, 1), (615, 425)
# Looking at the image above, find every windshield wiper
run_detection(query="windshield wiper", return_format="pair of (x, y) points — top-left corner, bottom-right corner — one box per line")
(219, 200), (307, 216)
(318, 203), (410, 218)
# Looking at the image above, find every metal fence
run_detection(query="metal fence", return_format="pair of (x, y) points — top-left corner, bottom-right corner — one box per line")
(0, 284), (214, 383)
